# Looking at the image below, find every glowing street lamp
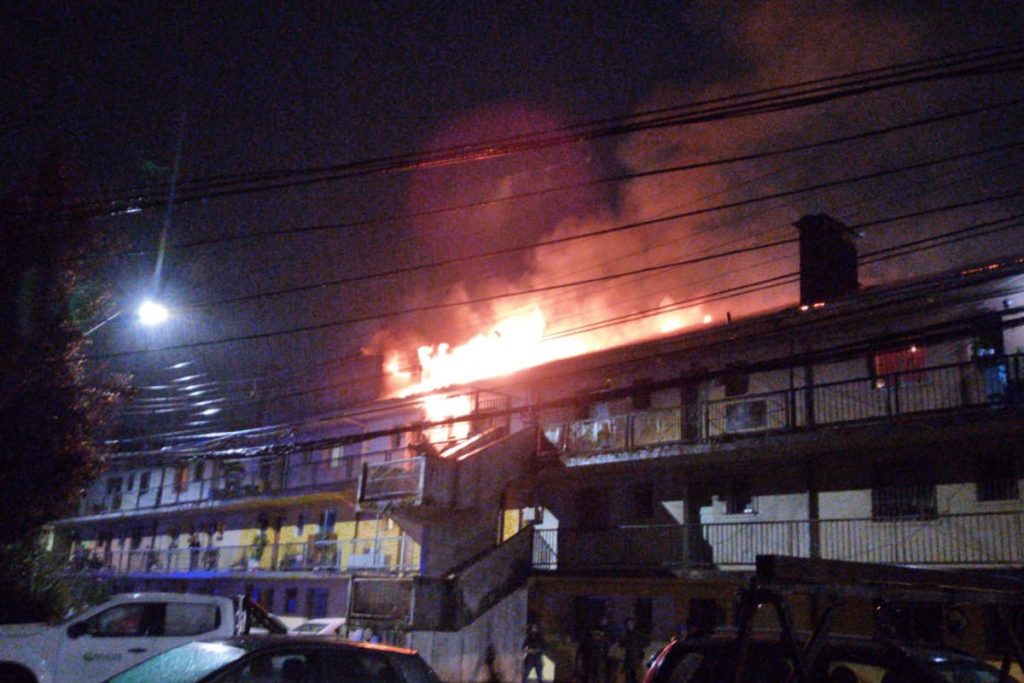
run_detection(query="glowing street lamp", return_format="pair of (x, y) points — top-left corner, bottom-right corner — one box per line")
(137, 299), (169, 327)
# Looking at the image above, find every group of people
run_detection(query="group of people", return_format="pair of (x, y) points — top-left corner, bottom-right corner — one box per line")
(522, 616), (647, 683)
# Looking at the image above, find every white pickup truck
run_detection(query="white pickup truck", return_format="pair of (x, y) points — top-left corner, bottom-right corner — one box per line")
(0, 592), (285, 683)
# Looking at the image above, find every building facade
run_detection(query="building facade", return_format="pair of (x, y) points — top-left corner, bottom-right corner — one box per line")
(53, 216), (1024, 680)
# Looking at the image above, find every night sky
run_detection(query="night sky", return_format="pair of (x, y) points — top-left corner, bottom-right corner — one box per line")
(3, 2), (1023, 444)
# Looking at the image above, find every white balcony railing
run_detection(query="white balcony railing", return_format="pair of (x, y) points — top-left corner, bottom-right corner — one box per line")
(544, 353), (1023, 455)
(64, 534), (418, 576)
(533, 510), (1024, 572)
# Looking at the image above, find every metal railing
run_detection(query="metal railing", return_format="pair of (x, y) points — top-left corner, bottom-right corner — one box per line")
(532, 510), (1024, 571)
(63, 534), (418, 576)
(77, 444), (413, 517)
(349, 576), (415, 621)
(359, 457), (426, 502)
(544, 354), (1023, 454)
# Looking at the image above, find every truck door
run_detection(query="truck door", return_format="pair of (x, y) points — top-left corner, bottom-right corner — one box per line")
(56, 600), (224, 682)
(55, 602), (158, 683)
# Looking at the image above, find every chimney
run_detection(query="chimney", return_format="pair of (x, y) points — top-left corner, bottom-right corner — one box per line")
(794, 213), (859, 306)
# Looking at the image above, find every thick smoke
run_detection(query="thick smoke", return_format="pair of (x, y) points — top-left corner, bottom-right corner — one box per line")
(382, 0), (1022, 380)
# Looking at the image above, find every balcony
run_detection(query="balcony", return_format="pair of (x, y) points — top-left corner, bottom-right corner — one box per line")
(62, 534), (418, 577)
(544, 354), (1023, 457)
(357, 427), (534, 510)
(532, 510), (1024, 573)
(75, 445), (411, 520)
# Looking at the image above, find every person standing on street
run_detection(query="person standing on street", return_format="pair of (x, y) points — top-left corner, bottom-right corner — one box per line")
(620, 618), (648, 683)
(522, 622), (546, 683)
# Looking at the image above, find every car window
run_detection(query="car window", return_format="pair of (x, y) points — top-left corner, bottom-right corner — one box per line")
(222, 651), (317, 683)
(163, 602), (220, 636)
(110, 642), (247, 683)
(85, 603), (147, 637)
(318, 648), (402, 683)
(386, 652), (444, 683)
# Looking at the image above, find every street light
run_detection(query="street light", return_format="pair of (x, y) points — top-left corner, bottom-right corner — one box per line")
(137, 299), (169, 327)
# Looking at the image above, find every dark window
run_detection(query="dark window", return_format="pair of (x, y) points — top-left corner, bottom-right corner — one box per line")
(872, 346), (926, 388)
(723, 373), (749, 397)
(633, 483), (655, 521)
(261, 587), (275, 612)
(307, 588), (329, 619)
(634, 597), (654, 634)
(632, 378), (653, 410)
(106, 477), (122, 495)
(125, 473), (134, 492)
(724, 485), (754, 515)
(977, 457), (1019, 502)
(872, 462), (936, 519)
(688, 598), (720, 633)
(139, 471), (151, 494)
(194, 461), (205, 482)
(296, 513), (305, 535)
(285, 588), (298, 614)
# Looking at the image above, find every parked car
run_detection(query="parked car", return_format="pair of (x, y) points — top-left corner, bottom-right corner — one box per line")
(102, 635), (443, 683)
(643, 632), (1012, 683)
(290, 617), (347, 636)
(0, 592), (285, 683)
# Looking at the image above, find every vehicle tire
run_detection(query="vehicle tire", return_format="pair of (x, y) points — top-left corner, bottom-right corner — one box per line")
(0, 663), (38, 683)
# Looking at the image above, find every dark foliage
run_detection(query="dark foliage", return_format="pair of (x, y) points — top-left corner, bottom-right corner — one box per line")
(0, 159), (125, 620)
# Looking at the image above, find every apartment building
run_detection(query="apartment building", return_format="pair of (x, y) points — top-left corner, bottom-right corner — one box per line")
(53, 215), (1024, 680)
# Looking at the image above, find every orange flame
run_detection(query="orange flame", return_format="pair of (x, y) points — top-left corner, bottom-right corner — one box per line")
(391, 304), (709, 398)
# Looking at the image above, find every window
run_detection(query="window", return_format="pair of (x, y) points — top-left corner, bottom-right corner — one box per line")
(320, 649), (401, 683)
(194, 461), (205, 482)
(162, 602), (220, 636)
(723, 373), (749, 397)
(285, 588), (298, 614)
(173, 465), (189, 493)
(106, 477), (122, 495)
(632, 378), (652, 411)
(724, 400), (767, 432)
(86, 604), (148, 637)
(723, 485), (755, 515)
(330, 445), (344, 468)
(260, 587), (275, 612)
(125, 473), (134, 492)
(296, 513), (305, 535)
(320, 509), (337, 534)
(139, 471), (151, 494)
(977, 457), (1019, 502)
(306, 588), (329, 619)
(235, 653), (314, 683)
(872, 462), (936, 519)
(872, 346), (926, 388)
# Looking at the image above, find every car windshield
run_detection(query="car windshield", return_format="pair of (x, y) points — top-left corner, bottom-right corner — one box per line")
(293, 623), (327, 633)
(928, 658), (1002, 683)
(108, 641), (247, 683)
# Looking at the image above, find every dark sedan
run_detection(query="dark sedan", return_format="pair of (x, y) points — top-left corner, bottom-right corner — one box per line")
(103, 635), (443, 683)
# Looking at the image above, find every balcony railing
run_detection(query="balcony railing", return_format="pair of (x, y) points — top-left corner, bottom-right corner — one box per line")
(544, 354), (1023, 455)
(77, 444), (413, 518)
(63, 534), (418, 576)
(532, 510), (1024, 572)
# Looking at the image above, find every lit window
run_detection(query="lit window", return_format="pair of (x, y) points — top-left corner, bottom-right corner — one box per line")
(872, 346), (926, 388)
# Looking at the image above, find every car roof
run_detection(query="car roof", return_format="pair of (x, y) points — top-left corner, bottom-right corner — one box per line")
(220, 634), (419, 656)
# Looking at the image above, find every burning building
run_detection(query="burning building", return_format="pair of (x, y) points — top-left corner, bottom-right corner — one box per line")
(50, 214), (1024, 681)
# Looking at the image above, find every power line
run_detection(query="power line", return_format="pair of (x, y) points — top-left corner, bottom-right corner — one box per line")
(99, 97), (1024, 259)
(56, 43), (1024, 217)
